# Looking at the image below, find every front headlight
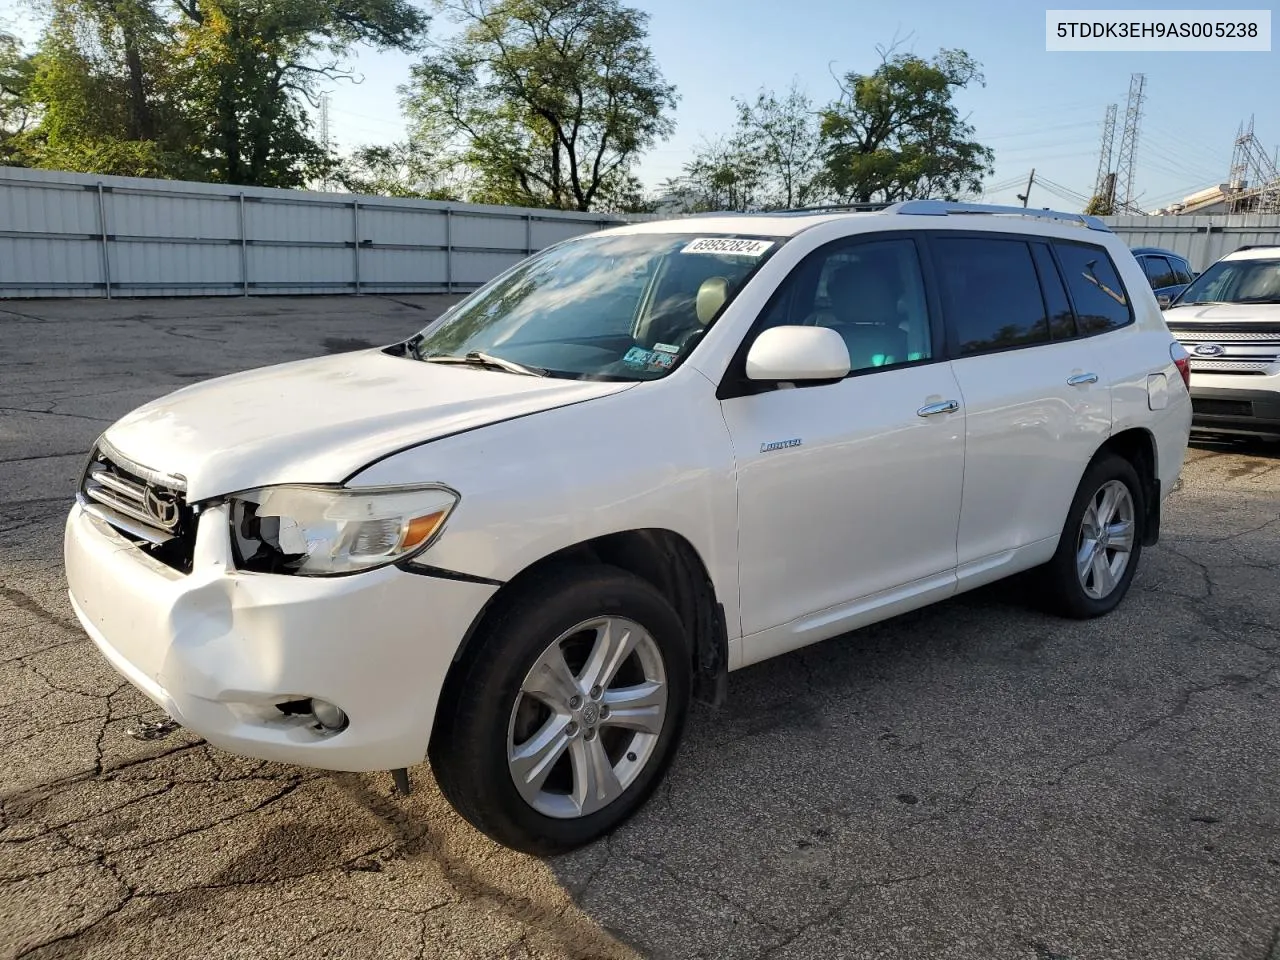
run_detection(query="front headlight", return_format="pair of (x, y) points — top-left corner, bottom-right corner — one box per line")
(228, 484), (459, 576)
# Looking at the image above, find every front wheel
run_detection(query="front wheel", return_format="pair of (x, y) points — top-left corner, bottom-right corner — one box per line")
(429, 565), (691, 854)
(1038, 454), (1145, 619)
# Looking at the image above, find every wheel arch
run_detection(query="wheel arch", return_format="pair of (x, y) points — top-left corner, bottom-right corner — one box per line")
(431, 528), (728, 746)
(1093, 426), (1161, 546)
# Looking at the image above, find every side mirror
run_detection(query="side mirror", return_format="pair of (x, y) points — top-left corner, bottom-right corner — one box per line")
(1156, 294), (1172, 309)
(745, 326), (851, 382)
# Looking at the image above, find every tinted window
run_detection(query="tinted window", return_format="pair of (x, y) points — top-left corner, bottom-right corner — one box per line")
(933, 237), (1050, 356)
(757, 238), (933, 372)
(1141, 255), (1177, 290)
(1171, 258), (1193, 284)
(1031, 243), (1077, 339)
(1055, 242), (1134, 334)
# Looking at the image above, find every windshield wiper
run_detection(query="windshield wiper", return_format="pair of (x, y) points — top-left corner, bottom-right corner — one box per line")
(423, 351), (548, 377)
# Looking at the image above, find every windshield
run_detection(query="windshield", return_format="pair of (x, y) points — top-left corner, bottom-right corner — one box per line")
(406, 232), (782, 380)
(1174, 257), (1280, 305)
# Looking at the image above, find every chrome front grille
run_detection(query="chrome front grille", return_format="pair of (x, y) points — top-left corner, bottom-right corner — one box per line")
(1187, 359), (1273, 374)
(78, 443), (196, 572)
(1174, 329), (1280, 343)
(1171, 327), (1280, 375)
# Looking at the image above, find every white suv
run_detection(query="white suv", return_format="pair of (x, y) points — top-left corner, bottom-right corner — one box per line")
(1162, 245), (1280, 438)
(63, 201), (1192, 853)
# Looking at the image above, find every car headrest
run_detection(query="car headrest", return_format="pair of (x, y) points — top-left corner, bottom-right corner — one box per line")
(695, 277), (729, 325)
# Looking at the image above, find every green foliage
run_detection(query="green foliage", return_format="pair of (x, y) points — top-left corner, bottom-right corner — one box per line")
(336, 141), (466, 199)
(7, 0), (428, 186)
(1084, 193), (1114, 216)
(819, 46), (994, 204)
(401, 0), (676, 211)
(169, 0), (429, 186)
(663, 81), (825, 213)
(0, 32), (36, 164)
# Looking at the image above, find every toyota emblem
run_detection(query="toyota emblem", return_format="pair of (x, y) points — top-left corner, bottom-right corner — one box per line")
(143, 486), (180, 529)
(1193, 343), (1225, 357)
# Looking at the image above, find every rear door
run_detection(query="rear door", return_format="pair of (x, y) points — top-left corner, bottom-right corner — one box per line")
(926, 232), (1113, 579)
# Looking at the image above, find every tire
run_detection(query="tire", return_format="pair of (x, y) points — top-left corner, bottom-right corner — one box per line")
(428, 564), (691, 855)
(1038, 453), (1145, 620)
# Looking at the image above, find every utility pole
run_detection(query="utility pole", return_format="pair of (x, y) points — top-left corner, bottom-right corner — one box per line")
(1017, 168), (1035, 207)
(1092, 103), (1118, 208)
(1115, 73), (1147, 213)
(318, 92), (333, 191)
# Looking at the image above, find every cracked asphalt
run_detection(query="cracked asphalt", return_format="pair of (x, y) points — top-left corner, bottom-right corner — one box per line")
(3, 295), (1280, 960)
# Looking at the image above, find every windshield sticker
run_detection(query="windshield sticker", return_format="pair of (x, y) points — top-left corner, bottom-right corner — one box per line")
(681, 237), (775, 257)
(623, 346), (657, 367)
(623, 346), (676, 371)
(653, 342), (681, 355)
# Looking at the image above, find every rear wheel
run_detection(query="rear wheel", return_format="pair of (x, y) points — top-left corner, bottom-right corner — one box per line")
(429, 565), (691, 854)
(1039, 454), (1144, 619)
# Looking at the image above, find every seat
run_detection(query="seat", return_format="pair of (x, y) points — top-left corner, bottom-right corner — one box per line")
(820, 262), (908, 368)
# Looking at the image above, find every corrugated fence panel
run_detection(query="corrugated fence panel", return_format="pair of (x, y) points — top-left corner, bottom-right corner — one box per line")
(0, 167), (630, 298)
(1103, 214), (1280, 271)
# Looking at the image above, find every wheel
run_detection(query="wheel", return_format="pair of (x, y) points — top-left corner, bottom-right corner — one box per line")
(428, 565), (691, 854)
(1039, 454), (1144, 619)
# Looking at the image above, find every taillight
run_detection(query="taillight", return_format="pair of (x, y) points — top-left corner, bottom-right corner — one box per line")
(1170, 340), (1191, 390)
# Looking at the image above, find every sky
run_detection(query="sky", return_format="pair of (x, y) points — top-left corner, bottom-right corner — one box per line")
(4, 0), (1278, 210)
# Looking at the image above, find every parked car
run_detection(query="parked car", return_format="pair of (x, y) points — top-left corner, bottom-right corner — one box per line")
(1164, 244), (1280, 439)
(64, 201), (1193, 854)
(1131, 246), (1196, 307)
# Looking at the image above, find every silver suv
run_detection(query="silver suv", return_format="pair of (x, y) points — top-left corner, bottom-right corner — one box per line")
(1164, 245), (1280, 439)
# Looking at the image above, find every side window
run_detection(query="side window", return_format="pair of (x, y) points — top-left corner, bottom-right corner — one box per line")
(932, 237), (1050, 356)
(758, 238), (933, 372)
(1142, 255), (1177, 290)
(1055, 241), (1135, 335)
(1172, 258), (1194, 284)
(1031, 243), (1077, 339)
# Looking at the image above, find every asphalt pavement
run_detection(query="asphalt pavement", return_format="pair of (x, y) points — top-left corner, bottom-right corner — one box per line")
(2, 295), (1279, 960)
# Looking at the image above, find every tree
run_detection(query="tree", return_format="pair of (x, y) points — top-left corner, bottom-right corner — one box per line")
(169, 0), (429, 187)
(819, 46), (994, 204)
(402, 0), (677, 211)
(9, 0), (428, 186)
(336, 141), (467, 199)
(733, 82), (825, 209)
(660, 134), (764, 214)
(663, 82), (824, 214)
(0, 33), (36, 164)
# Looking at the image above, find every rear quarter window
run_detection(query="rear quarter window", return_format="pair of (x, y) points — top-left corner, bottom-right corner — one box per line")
(1054, 242), (1135, 335)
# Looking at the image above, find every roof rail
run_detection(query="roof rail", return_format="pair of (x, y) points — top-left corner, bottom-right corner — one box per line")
(771, 202), (894, 214)
(886, 200), (1111, 233)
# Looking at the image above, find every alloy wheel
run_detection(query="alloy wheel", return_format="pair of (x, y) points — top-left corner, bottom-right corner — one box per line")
(1076, 479), (1136, 600)
(506, 616), (668, 819)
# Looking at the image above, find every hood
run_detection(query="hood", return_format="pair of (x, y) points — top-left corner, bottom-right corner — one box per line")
(101, 349), (635, 501)
(1164, 302), (1280, 325)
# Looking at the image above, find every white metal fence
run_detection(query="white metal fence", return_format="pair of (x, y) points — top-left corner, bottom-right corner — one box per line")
(0, 166), (630, 299)
(3, 166), (1279, 299)
(1101, 213), (1280, 272)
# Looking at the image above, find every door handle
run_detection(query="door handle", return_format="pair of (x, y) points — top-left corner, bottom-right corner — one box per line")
(917, 400), (960, 417)
(1067, 372), (1099, 386)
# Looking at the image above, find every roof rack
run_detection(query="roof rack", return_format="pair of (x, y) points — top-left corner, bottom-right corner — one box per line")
(885, 200), (1111, 232)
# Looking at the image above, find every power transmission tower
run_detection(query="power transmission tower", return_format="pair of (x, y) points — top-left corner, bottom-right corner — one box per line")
(1092, 103), (1118, 210)
(318, 92), (333, 191)
(1114, 73), (1146, 214)
(1227, 115), (1280, 213)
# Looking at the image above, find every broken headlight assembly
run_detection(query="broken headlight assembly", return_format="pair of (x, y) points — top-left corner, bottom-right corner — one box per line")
(228, 484), (459, 576)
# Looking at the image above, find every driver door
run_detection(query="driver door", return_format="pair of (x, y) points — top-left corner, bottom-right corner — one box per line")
(718, 235), (966, 664)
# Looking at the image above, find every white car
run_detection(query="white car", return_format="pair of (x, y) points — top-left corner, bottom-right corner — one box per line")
(1162, 244), (1280, 439)
(64, 201), (1193, 853)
